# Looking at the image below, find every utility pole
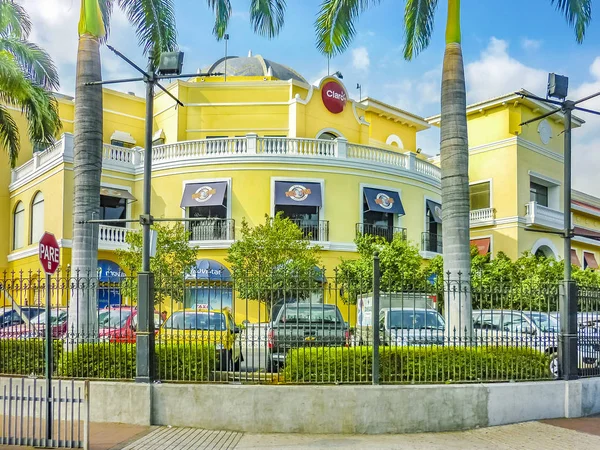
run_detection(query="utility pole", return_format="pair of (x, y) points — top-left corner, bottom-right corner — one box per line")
(519, 76), (600, 380)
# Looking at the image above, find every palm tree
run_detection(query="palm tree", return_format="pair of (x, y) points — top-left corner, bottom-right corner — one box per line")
(315, 0), (591, 337)
(0, 0), (61, 167)
(70, 0), (288, 337)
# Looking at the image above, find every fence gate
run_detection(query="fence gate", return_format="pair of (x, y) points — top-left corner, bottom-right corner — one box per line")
(0, 377), (89, 449)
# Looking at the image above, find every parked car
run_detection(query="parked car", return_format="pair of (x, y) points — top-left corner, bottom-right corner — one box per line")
(0, 307), (44, 336)
(266, 303), (348, 372)
(158, 307), (242, 371)
(473, 310), (600, 378)
(378, 307), (445, 347)
(12, 308), (69, 339)
(98, 306), (163, 343)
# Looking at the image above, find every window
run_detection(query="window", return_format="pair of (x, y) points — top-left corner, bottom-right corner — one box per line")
(530, 182), (549, 207)
(13, 202), (25, 250)
(110, 140), (135, 149)
(185, 182), (230, 241)
(30, 192), (44, 244)
(273, 181), (324, 240)
(317, 132), (338, 140)
(100, 195), (127, 227)
(469, 182), (491, 210)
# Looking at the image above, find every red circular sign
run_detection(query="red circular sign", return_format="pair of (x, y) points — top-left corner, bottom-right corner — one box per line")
(321, 80), (347, 114)
(39, 232), (60, 274)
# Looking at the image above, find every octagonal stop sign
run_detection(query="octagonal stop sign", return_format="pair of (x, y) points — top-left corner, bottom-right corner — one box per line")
(39, 232), (60, 274)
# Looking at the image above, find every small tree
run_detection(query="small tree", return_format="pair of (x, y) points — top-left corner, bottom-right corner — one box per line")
(116, 223), (197, 306)
(226, 214), (322, 316)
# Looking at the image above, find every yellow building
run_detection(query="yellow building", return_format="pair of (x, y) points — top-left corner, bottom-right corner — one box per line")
(3, 55), (600, 319)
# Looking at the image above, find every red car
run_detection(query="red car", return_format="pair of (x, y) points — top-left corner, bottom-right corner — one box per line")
(97, 307), (163, 343)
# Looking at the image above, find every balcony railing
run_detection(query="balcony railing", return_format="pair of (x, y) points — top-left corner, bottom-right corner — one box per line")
(289, 219), (329, 241)
(356, 223), (407, 243)
(421, 232), (442, 254)
(11, 133), (442, 188)
(98, 225), (131, 250)
(187, 218), (235, 241)
(470, 207), (496, 227)
(525, 201), (563, 230)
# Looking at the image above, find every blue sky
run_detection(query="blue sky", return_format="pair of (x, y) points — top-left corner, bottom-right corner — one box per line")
(24, 0), (600, 194)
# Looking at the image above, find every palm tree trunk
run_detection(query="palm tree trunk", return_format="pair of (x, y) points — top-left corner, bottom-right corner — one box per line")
(68, 34), (102, 339)
(441, 0), (472, 338)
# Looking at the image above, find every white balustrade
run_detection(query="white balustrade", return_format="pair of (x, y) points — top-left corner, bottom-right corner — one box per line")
(347, 144), (409, 168)
(470, 208), (496, 223)
(525, 201), (563, 229)
(98, 225), (131, 249)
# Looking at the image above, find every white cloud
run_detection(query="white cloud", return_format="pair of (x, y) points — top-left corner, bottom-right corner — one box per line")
(521, 38), (542, 51)
(465, 37), (547, 102)
(352, 47), (370, 71)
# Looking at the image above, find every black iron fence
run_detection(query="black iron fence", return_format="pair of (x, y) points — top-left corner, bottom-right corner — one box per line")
(187, 218), (235, 241)
(289, 219), (329, 241)
(1, 269), (599, 384)
(356, 223), (407, 242)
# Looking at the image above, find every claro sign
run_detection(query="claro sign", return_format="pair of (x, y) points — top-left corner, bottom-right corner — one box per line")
(321, 80), (347, 114)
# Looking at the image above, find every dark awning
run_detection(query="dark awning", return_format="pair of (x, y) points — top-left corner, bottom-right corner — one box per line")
(100, 187), (136, 201)
(471, 238), (490, 256)
(180, 182), (227, 208)
(426, 200), (442, 223)
(571, 249), (581, 267)
(363, 188), (405, 214)
(274, 181), (322, 207)
(584, 252), (599, 270)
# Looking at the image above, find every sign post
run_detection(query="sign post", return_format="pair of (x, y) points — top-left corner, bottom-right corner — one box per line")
(39, 232), (60, 442)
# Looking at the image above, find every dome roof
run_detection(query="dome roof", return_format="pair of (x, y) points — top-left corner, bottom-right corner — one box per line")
(203, 53), (307, 83)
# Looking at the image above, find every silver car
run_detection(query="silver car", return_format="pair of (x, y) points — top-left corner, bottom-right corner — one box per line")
(379, 308), (445, 346)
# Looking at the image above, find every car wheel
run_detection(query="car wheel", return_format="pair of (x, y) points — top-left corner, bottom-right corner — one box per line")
(266, 354), (279, 373)
(549, 353), (559, 379)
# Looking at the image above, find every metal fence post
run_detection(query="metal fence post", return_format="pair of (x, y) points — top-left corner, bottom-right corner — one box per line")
(559, 281), (579, 380)
(372, 252), (380, 385)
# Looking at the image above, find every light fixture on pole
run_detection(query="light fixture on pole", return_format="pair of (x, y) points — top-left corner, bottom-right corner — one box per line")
(224, 34), (229, 82)
(519, 74), (600, 381)
(357, 83), (362, 102)
(333, 71), (343, 79)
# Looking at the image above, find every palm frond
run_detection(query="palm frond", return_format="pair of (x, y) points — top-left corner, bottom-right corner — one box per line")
(403, 0), (438, 60)
(118, 0), (177, 57)
(0, 105), (20, 167)
(206, 0), (232, 40)
(249, 0), (286, 39)
(0, 38), (59, 90)
(99, 0), (115, 43)
(314, 0), (380, 56)
(550, 0), (592, 43)
(0, 0), (32, 39)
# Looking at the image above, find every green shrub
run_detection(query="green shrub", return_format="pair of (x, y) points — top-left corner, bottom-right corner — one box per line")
(57, 343), (217, 381)
(283, 346), (551, 383)
(0, 339), (62, 376)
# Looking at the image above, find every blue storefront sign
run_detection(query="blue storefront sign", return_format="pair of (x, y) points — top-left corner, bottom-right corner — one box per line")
(185, 259), (233, 309)
(97, 260), (125, 308)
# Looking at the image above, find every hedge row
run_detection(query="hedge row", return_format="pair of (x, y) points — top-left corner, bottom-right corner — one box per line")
(0, 339), (62, 376)
(282, 346), (552, 383)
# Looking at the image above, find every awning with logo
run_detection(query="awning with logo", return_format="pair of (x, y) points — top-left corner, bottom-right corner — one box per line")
(426, 200), (442, 223)
(363, 188), (405, 214)
(186, 259), (232, 281)
(571, 249), (581, 267)
(100, 187), (136, 201)
(584, 252), (599, 270)
(97, 260), (126, 282)
(180, 182), (227, 208)
(274, 181), (322, 207)
(471, 238), (490, 256)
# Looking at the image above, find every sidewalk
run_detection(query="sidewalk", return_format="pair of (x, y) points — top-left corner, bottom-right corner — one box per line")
(2, 417), (600, 449)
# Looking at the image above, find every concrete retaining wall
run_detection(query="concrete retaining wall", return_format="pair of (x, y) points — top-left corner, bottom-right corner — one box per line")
(3, 377), (600, 433)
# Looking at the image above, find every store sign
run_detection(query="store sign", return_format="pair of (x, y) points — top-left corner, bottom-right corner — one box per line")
(321, 80), (347, 114)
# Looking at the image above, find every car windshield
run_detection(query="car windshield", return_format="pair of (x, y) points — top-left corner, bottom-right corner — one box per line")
(278, 306), (342, 324)
(31, 310), (68, 325)
(387, 310), (445, 330)
(526, 312), (559, 333)
(163, 312), (227, 331)
(98, 310), (132, 328)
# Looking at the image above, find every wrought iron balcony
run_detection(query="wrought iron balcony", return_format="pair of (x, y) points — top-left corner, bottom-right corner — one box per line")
(421, 232), (443, 254)
(187, 218), (235, 241)
(289, 219), (329, 241)
(356, 223), (407, 242)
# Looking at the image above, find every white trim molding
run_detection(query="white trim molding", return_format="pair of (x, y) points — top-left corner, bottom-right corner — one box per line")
(385, 134), (404, 149)
(531, 237), (560, 259)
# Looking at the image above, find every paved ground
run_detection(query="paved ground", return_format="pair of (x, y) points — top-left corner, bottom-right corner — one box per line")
(2, 416), (600, 449)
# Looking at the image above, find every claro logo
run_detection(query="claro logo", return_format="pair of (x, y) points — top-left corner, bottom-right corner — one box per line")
(321, 80), (347, 114)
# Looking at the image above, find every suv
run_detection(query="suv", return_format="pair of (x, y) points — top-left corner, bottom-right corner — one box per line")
(266, 303), (349, 372)
(379, 307), (445, 346)
(472, 310), (600, 378)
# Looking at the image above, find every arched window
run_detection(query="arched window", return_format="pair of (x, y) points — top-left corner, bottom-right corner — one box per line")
(30, 192), (44, 244)
(318, 132), (338, 141)
(13, 202), (25, 250)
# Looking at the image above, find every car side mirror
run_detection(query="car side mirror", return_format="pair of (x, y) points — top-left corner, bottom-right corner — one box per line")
(234, 326), (241, 334)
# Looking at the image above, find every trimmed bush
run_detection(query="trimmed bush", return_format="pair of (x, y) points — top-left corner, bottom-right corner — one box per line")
(283, 346), (551, 383)
(0, 339), (62, 376)
(57, 343), (217, 381)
